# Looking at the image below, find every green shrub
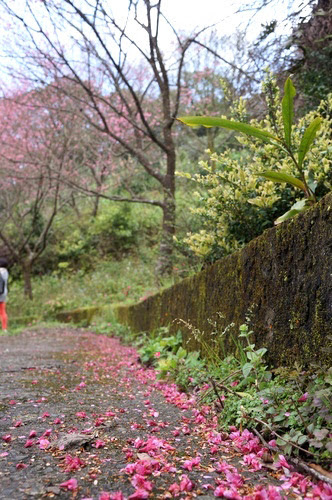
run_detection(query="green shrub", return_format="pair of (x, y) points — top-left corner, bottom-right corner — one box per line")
(178, 73), (332, 261)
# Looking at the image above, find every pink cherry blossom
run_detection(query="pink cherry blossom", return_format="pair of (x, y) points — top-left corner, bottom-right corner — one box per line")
(76, 411), (87, 418)
(24, 439), (35, 448)
(169, 483), (180, 496)
(64, 454), (85, 471)
(100, 493), (125, 500)
(39, 438), (50, 449)
(16, 463), (28, 470)
(298, 392), (308, 402)
(182, 456), (201, 471)
(214, 485), (241, 499)
(60, 478), (78, 491)
(275, 455), (291, 470)
(131, 474), (153, 492)
(128, 489), (149, 499)
(179, 474), (194, 492)
(311, 481), (332, 499)
(94, 439), (106, 448)
(242, 452), (263, 471)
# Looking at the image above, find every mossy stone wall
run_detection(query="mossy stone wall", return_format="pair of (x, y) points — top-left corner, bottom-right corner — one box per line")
(54, 306), (101, 326)
(114, 193), (332, 367)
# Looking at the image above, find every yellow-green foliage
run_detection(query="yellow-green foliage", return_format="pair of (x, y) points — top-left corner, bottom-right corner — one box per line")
(178, 75), (332, 259)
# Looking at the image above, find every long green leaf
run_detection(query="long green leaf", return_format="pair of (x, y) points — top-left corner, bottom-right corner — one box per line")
(178, 116), (279, 142)
(275, 199), (307, 224)
(260, 171), (306, 192)
(298, 117), (322, 168)
(282, 77), (296, 148)
(275, 204), (308, 225)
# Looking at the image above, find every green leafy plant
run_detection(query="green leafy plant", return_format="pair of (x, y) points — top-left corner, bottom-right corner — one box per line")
(137, 328), (183, 366)
(179, 76), (328, 225)
(238, 323), (268, 381)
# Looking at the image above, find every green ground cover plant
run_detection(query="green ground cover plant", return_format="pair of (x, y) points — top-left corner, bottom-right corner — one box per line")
(134, 321), (332, 468)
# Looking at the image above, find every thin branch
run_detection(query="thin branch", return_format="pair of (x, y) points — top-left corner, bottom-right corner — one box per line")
(191, 39), (260, 84)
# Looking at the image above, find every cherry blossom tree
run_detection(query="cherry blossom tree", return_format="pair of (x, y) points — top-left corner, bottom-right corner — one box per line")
(0, 88), (77, 298)
(0, 0), (219, 276)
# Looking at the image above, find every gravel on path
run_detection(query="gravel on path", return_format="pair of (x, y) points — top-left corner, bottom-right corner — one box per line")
(0, 327), (330, 500)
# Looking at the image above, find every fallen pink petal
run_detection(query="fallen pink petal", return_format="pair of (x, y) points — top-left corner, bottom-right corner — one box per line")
(0, 328), (330, 499)
(60, 478), (78, 490)
(16, 463), (28, 470)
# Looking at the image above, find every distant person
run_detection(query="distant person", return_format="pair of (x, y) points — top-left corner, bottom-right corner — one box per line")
(0, 258), (9, 333)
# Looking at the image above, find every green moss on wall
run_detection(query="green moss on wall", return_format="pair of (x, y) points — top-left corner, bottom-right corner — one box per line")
(114, 193), (332, 367)
(10, 315), (40, 327)
(53, 306), (101, 326)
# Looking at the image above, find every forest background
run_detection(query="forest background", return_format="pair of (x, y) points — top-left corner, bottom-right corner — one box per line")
(0, 0), (330, 325)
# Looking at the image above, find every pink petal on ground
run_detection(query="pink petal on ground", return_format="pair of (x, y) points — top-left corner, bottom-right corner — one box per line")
(275, 455), (291, 470)
(94, 439), (106, 449)
(311, 481), (332, 500)
(64, 454), (85, 471)
(242, 453), (262, 471)
(107, 492), (126, 500)
(2, 434), (12, 443)
(76, 411), (87, 418)
(214, 486), (241, 499)
(24, 439), (35, 448)
(179, 474), (194, 492)
(39, 438), (50, 449)
(60, 478), (78, 491)
(169, 483), (180, 496)
(99, 493), (112, 500)
(16, 463), (28, 470)
(131, 474), (153, 492)
(245, 485), (282, 499)
(128, 489), (149, 499)
(182, 456), (201, 471)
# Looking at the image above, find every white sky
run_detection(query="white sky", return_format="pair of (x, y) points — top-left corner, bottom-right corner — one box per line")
(155, 0), (304, 39)
(162, 0), (244, 34)
(0, 0), (311, 88)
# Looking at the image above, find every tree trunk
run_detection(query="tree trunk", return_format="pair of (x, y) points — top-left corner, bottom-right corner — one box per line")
(22, 261), (33, 300)
(91, 194), (100, 217)
(155, 146), (176, 277)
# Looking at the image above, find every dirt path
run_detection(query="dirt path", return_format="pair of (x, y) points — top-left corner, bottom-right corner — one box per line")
(0, 328), (329, 499)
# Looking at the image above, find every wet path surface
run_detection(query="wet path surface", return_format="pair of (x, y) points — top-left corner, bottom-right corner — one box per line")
(0, 328), (329, 499)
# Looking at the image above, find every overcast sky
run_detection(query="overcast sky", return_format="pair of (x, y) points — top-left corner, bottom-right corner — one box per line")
(0, 0), (311, 89)
(155, 0), (307, 39)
